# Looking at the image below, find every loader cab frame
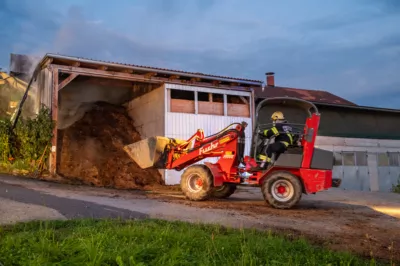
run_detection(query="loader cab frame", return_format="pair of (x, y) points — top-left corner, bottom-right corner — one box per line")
(250, 97), (322, 169)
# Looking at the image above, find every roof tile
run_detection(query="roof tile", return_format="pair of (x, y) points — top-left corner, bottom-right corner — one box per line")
(256, 86), (357, 106)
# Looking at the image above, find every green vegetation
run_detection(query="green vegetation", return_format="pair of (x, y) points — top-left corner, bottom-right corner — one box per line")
(391, 177), (400, 193)
(0, 106), (54, 175)
(0, 218), (375, 266)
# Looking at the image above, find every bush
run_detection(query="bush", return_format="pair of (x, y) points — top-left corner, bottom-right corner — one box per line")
(0, 118), (11, 162)
(391, 177), (400, 194)
(0, 105), (54, 174)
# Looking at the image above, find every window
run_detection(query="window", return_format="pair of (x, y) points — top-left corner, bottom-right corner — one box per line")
(388, 152), (400, 167)
(227, 95), (250, 117)
(333, 152), (342, 166)
(168, 88), (251, 117)
(198, 92), (224, 115)
(169, 89), (195, 114)
(355, 151), (368, 166)
(377, 153), (389, 167)
(342, 151), (355, 166)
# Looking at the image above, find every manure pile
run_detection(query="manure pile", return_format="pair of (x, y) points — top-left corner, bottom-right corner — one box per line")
(57, 102), (163, 189)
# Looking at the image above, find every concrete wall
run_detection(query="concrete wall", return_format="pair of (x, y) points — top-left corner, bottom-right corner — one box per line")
(316, 136), (400, 192)
(126, 84), (165, 180)
(126, 84), (165, 139)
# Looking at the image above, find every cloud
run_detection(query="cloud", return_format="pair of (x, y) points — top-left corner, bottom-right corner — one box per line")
(0, 0), (399, 109)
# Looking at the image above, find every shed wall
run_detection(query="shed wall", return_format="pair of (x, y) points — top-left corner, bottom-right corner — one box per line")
(316, 136), (400, 192)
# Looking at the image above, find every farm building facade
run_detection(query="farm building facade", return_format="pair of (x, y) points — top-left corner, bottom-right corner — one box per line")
(8, 53), (400, 192)
(9, 53), (261, 185)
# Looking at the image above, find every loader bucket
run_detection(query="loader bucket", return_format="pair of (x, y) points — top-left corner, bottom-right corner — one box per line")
(123, 136), (172, 169)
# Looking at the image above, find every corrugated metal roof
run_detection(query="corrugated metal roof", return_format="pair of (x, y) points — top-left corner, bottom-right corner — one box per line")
(43, 53), (263, 85)
(255, 86), (357, 106)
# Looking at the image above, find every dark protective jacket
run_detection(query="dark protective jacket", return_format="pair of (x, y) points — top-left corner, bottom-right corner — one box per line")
(263, 121), (295, 147)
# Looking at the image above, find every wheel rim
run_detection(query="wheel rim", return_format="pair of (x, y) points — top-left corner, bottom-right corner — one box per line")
(271, 179), (294, 202)
(187, 174), (204, 193)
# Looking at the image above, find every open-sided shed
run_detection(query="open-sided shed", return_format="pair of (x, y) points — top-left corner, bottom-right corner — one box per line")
(31, 54), (263, 184)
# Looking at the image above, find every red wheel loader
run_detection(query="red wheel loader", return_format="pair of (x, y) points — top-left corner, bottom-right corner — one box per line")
(124, 97), (342, 209)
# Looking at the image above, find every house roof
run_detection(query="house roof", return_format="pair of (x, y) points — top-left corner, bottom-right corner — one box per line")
(255, 85), (357, 106)
(39, 53), (263, 86)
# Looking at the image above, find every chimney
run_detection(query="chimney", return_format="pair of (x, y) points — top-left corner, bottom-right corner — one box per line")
(266, 72), (275, 87)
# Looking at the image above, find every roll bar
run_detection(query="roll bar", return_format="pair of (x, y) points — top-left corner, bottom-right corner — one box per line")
(250, 97), (319, 158)
(255, 97), (319, 119)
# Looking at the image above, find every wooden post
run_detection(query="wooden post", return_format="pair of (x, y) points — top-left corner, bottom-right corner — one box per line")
(50, 68), (59, 176)
(223, 94), (227, 116)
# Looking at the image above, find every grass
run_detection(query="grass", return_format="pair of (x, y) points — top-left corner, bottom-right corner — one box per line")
(0, 219), (377, 266)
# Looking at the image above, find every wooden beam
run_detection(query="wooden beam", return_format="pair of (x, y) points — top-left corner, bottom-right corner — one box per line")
(58, 73), (78, 90)
(212, 80), (221, 86)
(169, 75), (180, 80)
(191, 77), (201, 83)
(52, 64), (252, 90)
(98, 65), (108, 70)
(122, 69), (133, 74)
(41, 58), (53, 69)
(145, 72), (157, 79)
(50, 68), (59, 176)
(54, 64), (164, 84)
(72, 62), (80, 67)
(239, 96), (249, 105)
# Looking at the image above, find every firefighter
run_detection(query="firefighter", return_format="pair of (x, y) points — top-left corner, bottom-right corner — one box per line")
(250, 111), (294, 171)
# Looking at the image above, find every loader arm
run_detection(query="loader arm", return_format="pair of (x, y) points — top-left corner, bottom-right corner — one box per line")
(123, 122), (247, 178)
(166, 124), (245, 171)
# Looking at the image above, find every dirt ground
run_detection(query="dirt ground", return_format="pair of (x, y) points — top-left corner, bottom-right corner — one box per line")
(56, 102), (163, 188)
(1, 174), (399, 263)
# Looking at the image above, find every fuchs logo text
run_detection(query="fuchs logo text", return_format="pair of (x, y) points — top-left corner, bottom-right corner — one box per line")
(199, 142), (218, 155)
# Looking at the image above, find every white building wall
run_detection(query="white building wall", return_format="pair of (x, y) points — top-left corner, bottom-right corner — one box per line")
(163, 83), (253, 185)
(315, 136), (400, 192)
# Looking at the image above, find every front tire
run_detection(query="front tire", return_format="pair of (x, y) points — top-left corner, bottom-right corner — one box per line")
(180, 165), (213, 201)
(212, 184), (237, 199)
(261, 171), (303, 209)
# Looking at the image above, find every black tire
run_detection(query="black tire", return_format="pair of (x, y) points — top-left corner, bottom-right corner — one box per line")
(211, 184), (237, 199)
(180, 165), (213, 201)
(261, 171), (303, 209)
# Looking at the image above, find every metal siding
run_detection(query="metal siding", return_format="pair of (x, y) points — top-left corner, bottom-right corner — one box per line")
(377, 167), (400, 192)
(389, 167), (400, 190)
(378, 167), (393, 192)
(316, 137), (400, 192)
(341, 167), (359, 191)
(367, 153), (379, 191)
(332, 166), (344, 185)
(164, 84), (253, 185)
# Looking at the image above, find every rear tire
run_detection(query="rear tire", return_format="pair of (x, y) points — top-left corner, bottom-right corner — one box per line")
(211, 184), (237, 199)
(261, 171), (303, 209)
(180, 165), (213, 201)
